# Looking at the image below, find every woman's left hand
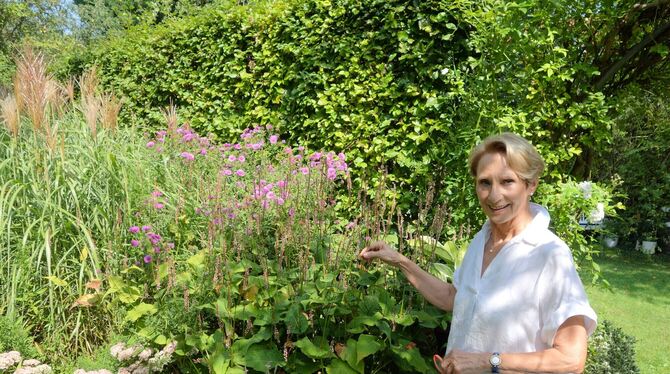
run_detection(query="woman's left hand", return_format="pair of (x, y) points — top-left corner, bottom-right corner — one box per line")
(433, 349), (489, 374)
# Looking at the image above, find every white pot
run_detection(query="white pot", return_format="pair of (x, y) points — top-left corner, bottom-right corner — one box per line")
(641, 241), (657, 254)
(603, 236), (618, 248)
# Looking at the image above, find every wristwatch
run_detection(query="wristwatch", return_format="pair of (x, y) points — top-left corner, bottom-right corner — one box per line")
(489, 352), (501, 373)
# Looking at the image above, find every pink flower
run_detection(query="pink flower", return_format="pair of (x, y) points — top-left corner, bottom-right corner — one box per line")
(310, 152), (322, 161)
(234, 144), (242, 150)
(228, 155), (237, 162)
(300, 167), (309, 175)
(144, 255), (152, 263)
(154, 247), (161, 253)
(180, 152), (195, 161)
(278, 180), (286, 188)
(154, 202), (164, 209)
(266, 191), (276, 200)
(151, 190), (163, 197)
(131, 239), (140, 247)
(288, 207), (295, 217)
(142, 225), (152, 232)
(146, 141), (155, 148)
(167, 243), (175, 250)
(269, 135), (279, 144)
(128, 226), (140, 234)
(238, 155), (246, 162)
(200, 148), (207, 155)
(235, 169), (246, 177)
(221, 169), (233, 176)
(276, 197), (285, 205)
(327, 167), (337, 180)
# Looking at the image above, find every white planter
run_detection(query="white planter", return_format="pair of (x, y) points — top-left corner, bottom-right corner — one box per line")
(603, 236), (618, 248)
(641, 241), (657, 254)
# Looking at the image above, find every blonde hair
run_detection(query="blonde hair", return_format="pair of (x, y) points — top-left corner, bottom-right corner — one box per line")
(468, 132), (545, 182)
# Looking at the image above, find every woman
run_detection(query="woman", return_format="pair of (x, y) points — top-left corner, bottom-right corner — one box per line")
(359, 133), (596, 373)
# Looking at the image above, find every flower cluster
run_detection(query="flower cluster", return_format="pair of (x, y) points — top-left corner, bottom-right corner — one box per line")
(109, 341), (177, 374)
(127, 225), (173, 264)
(0, 352), (52, 374)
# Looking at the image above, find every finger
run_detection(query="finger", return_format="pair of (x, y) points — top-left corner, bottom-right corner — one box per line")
(433, 355), (447, 374)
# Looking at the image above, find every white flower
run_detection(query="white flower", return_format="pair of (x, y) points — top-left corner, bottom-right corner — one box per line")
(22, 359), (41, 367)
(137, 348), (153, 361)
(440, 67), (449, 75)
(110, 342), (126, 358)
(588, 203), (605, 223)
(578, 181), (592, 199)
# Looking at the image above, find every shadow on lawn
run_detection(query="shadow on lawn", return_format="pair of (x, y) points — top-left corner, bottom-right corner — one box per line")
(586, 246), (670, 306)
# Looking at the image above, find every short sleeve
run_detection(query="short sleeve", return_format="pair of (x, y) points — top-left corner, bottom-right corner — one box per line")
(538, 245), (597, 347)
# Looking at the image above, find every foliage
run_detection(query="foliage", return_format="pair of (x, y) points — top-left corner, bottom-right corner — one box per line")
(0, 316), (38, 359)
(593, 84), (670, 244)
(536, 179), (623, 283)
(86, 0), (643, 262)
(585, 319), (640, 374)
(103, 123), (461, 373)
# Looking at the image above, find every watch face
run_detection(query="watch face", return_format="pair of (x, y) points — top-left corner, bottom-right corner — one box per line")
(490, 356), (501, 366)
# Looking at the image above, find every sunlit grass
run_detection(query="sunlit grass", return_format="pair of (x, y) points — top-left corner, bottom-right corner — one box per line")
(583, 247), (670, 374)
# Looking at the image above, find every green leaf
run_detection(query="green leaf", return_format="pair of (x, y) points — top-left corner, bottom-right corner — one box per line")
(356, 335), (383, 363)
(125, 302), (158, 322)
(233, 343), (284, 372)
(295, 337), (334, 359)
(326, 358), (359, 374)
(45, 276), (67, 287)
(187, 249), (207, 270)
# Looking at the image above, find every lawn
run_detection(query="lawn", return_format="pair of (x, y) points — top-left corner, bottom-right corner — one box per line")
(582, 246), (670, 374)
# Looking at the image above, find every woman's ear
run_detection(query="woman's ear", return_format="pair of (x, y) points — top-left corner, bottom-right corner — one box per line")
(528, 179), (539, 196)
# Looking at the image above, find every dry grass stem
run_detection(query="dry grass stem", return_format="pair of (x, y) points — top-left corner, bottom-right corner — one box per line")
(65, 78), (75, 103)
(15, 47), (61, 132)
(1, 95), (20, 137)
(78, 67), (99, 100)
(99, 93), (122, 131)
(82, 95), (100, 139)
(161, 101), (178, 135)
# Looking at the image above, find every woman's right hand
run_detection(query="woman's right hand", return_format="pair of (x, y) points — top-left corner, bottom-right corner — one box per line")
(358, 241), (404, 267)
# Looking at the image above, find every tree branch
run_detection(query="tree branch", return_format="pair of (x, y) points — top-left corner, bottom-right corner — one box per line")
(594, 21), (670, 91)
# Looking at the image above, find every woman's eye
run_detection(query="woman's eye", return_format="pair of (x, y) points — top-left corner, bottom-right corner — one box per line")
(479, 180), (491, 187)
(503, 179), (514, 185)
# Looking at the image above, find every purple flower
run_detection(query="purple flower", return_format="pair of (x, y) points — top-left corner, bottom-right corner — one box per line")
(182, 133), (195, 142)
(300, 167), (309, 175)
(131, 239), (140, 247)
(154, 202), (164, 209)
(128, 226), (140, 234)
(269, 135), (279, 144)
(278, 180), (286, 188)
(288, 207), (295, 217)
(266, 191), (277, 200)
(200, 148), (207, 155)
(234, 144), (242, 150)
(153, 247), (161, 253)
(235, 169), (246, 177)
(238, 155), (246, 162)
(180, 152), (195, 161)
(151, 190), (163, 197)
(144, 255), (152, 264)
(221, 169), (233, 176)
(146, 141), (155, 148)
(228, 155), (237, 162)
(276, 197), (285, 206)
(310, 152), (322, 161)
(327, 167), (337, 180)
(142, 225), (152, 232)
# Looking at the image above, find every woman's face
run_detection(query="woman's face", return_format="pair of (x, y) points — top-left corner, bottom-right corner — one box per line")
(475, 152), (537, 227)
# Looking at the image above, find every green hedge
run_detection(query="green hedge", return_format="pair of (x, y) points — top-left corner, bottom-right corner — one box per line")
(89, 0), (615, 231)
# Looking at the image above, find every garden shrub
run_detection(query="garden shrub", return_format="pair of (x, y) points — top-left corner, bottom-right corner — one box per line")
(585, 319), (640, 374)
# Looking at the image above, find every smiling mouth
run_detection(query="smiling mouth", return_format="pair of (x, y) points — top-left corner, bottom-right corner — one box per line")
(489, 204), (510, 211)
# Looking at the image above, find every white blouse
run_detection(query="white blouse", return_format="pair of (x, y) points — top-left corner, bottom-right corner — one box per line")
(446, 203), (597, 354)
